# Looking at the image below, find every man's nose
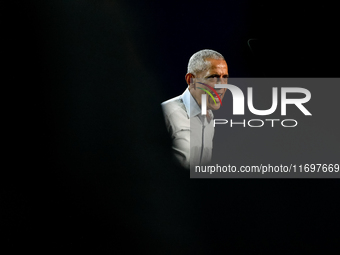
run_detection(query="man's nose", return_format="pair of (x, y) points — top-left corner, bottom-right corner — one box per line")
(216, 76), (223, 84)
(218, 76), (228, 84)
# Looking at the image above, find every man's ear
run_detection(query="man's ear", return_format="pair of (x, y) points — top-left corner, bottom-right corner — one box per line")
(185, 73), (195, 90)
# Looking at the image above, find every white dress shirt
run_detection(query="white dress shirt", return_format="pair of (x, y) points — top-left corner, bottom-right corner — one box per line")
(161, 88), (214, 169)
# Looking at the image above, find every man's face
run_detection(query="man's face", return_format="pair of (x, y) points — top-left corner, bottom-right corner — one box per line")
(189, 58), (229, 111)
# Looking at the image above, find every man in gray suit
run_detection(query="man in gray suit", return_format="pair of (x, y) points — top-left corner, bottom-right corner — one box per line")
(161, 49), (229, 168)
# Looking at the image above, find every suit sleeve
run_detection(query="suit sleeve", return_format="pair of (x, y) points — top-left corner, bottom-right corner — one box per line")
(171, 129), (190, 169)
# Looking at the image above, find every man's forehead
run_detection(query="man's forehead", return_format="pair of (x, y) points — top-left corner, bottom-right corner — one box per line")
(205, 59), (228, 73)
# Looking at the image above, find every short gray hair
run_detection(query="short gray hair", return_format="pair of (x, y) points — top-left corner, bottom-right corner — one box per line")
(187, 49), (225, 75)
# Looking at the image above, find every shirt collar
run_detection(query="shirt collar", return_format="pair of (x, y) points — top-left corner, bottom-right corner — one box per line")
(181, 88), (201, 118)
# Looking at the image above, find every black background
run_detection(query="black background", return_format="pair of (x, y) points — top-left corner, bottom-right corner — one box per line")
(2, 0), (339, 253)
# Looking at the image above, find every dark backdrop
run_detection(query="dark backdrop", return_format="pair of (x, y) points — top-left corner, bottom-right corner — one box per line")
(2, 0), (339, 253)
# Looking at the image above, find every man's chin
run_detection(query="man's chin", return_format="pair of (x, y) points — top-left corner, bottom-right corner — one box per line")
(208, 103), (221, 111)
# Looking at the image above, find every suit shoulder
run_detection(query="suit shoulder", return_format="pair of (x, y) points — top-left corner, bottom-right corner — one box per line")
(161, 95), (187, 118)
